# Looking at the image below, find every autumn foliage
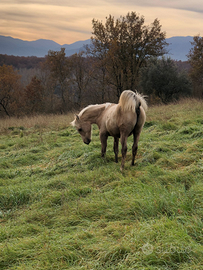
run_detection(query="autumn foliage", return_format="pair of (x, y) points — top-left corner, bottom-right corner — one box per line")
(0, 12), (202, 117)
(187, 35), (203, 98)
(0, 65), (22, 116)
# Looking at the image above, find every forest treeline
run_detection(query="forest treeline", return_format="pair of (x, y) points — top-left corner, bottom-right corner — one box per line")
(0, 12), (202, 117)
(0, 54), (45, 70)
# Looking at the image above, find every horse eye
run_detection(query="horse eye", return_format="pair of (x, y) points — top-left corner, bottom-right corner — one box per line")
(78, 128), (82, 132)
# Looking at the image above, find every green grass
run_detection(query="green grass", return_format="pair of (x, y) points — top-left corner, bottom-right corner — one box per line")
(0, 99), (203, 269)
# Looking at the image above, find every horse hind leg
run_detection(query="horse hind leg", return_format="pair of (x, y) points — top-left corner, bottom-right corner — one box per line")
(120, 135), (127, 171)
(113, 137), (119, 163)
(131, 131), (141, 166)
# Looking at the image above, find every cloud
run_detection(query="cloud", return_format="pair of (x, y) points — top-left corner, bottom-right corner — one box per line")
(0, 0), (202, 44)
(108, 0), (203, 13)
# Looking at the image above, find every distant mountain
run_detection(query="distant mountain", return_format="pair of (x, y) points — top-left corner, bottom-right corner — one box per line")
(0, 35), (193, 61)
(166, 36), (193, 61)
(0, 35), (91, 57)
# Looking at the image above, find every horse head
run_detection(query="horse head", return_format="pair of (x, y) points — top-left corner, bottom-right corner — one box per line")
(71, 115), (92, 145)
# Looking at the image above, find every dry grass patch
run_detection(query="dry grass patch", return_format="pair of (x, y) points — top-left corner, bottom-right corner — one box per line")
(0, 113), (74, 134)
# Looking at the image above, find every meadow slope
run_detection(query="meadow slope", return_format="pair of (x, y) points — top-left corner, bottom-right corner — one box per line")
(0, 99), (203, 269)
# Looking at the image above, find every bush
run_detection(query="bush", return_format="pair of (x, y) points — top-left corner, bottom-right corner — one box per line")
(139, 57), (192, 103)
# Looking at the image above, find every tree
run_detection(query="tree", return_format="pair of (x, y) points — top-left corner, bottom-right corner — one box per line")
(23, 76), (44, 114)
(187, 35), (203, 98)
(89, 11), (168, 98)
(44, 48), (70, 111)
(85, 32), (111, 102)
(0, 64), (22, 116)
(69, 52), (92, 108)
(139, 57), (192, 103)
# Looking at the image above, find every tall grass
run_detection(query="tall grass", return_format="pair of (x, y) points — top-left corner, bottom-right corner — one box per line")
(0, 113), (74, 134)
(0, 99), (203, 269)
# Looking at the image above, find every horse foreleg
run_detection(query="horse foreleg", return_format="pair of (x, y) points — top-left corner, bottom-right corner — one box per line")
(100, 133), (108, 158)
(120, 135), (127, 171)
(132, 131), (141, 166)
(113, 137), (119, 163)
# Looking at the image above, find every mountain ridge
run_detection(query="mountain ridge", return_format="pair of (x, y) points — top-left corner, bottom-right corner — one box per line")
(0, 35), (91, 58)
(0, 35), (193, 61)
(166, 36), (193, 61)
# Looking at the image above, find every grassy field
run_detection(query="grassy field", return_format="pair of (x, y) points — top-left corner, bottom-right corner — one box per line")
(0, 99), (203, 269)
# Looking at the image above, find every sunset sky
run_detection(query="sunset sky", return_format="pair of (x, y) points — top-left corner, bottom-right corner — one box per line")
(0, 0), (202, 45)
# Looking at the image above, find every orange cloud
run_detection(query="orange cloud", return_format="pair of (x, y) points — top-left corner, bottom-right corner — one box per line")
(0, 1), (202, 44)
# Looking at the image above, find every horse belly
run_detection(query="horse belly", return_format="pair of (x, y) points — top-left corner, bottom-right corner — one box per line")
(106, 118), (120, 137)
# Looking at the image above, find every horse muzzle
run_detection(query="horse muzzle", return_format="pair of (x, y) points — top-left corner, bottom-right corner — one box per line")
(84, 138), (91, 145)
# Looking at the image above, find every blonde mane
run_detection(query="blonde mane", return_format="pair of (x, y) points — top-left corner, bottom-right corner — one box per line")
(78, 103), (112, 118)
(71, 103), (112, 127)
(119, 90), (147, 112)
(78, 105), (97, 117)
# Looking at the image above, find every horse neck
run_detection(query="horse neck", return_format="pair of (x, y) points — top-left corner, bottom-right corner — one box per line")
(80, 104), (106, 125)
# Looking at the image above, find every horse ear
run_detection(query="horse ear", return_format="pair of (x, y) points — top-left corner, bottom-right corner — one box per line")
(70, 114), (79, 126)
(70, 119), (75, 126)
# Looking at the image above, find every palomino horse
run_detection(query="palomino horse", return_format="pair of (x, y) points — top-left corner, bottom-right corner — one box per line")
(71, 90), (147, 170)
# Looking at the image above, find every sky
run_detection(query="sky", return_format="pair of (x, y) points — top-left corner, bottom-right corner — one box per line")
(0, 0), (202, 45)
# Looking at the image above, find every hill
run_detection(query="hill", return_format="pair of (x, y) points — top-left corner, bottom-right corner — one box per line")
(0, 35), (91, 57)
(166, 36), (193, 61)
(0, 99), (203, 269)
(0, 35), (193, 61)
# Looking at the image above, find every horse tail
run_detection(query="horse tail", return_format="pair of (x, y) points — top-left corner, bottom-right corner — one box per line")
(118, 90), (147, 113)
(135, 91), (148, 112)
